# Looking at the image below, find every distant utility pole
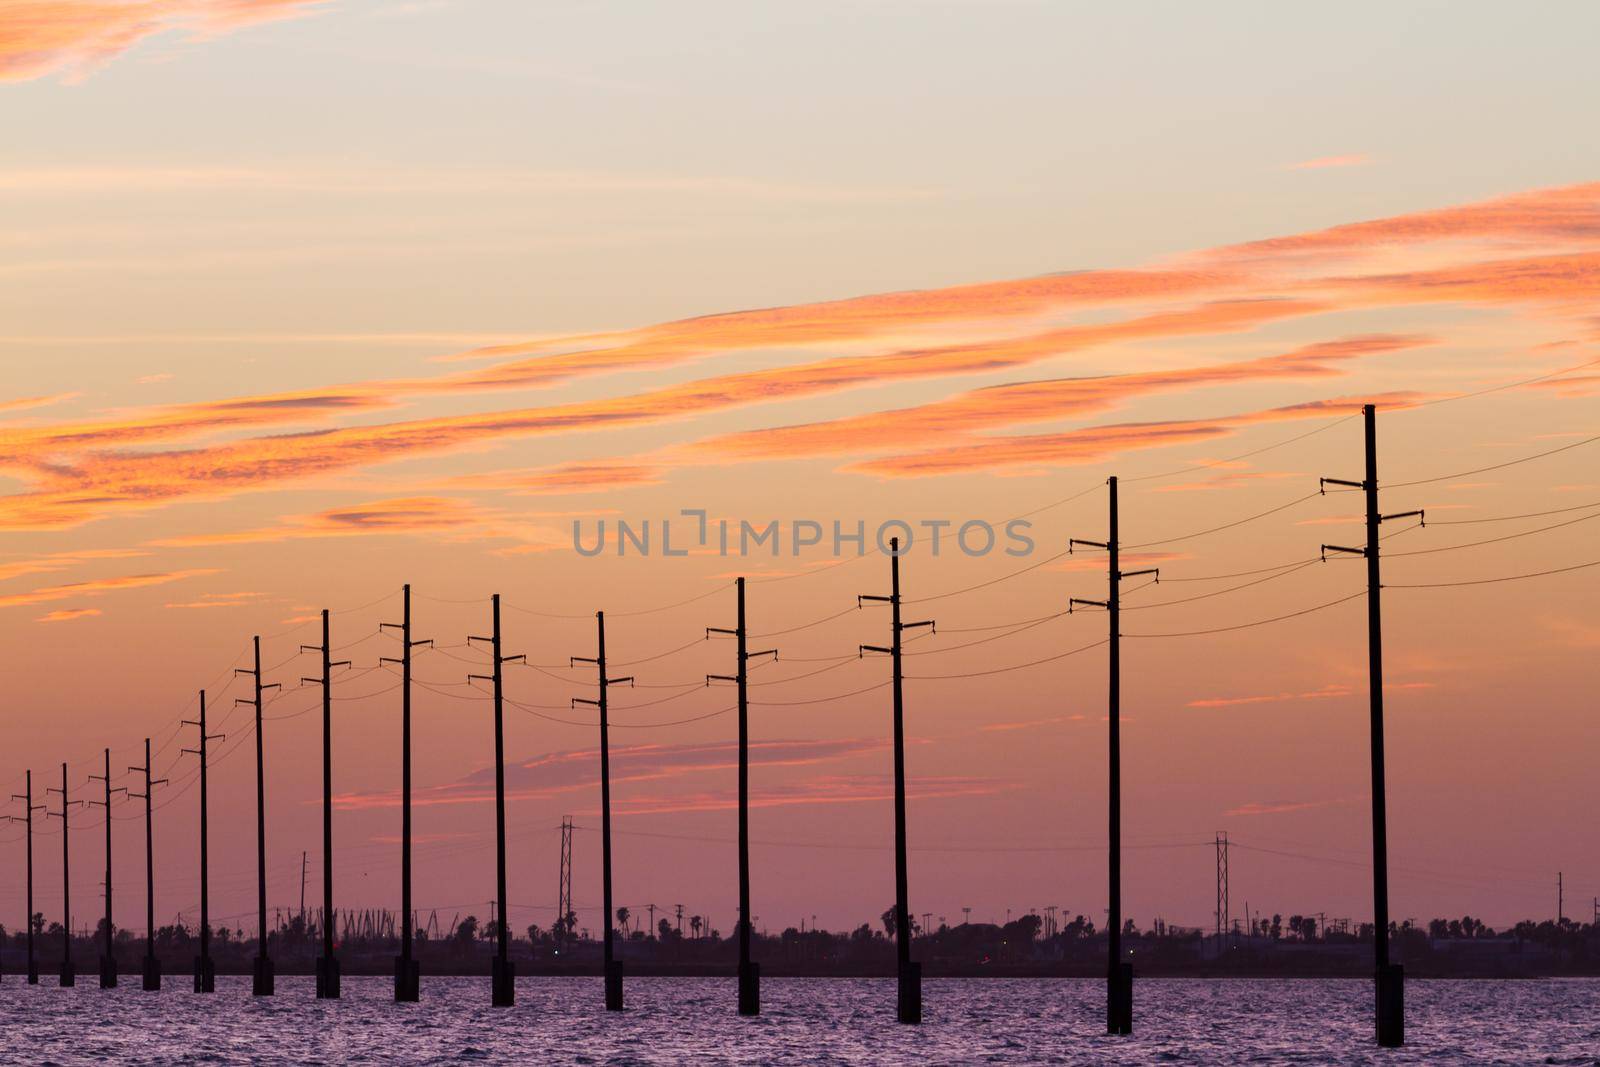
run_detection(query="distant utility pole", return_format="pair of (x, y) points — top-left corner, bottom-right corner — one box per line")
(675, 904), (684, 935)
(1215, 832), (1230, 946)
(1557, 872), (1563, 925)
(962, 906), (971, 926)
(45, 762), (80, 986)
(8, 771), (45, 983)
(1320, 403), (1420, 1049)
(235, 636), (280, 996)
(646, 903), (656, 939)
(707, 576), (778, 1017)
(555, 816), (574, 953)
(468, 594), (523, 1008)
(381, 583), (430, 1002)
(127, 738), (168, 990)
(1071, 475), (1159, 1036)
(181, 691), (223, 992)
(859, 535), (935, 1025)
(572, 610), (633, 1012)
(302, 609), (350, 1000)
(87, 748), (127, 987)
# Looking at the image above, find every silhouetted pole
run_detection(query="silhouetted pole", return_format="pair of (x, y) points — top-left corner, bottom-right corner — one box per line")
(859, 536), (934, 1024)
(468, 594), (523, 1007)
(1071, 476), (1159, 1036)
(381, 583), (430, 1002)
(573, 611), (632, 1011)
(181, 691), (222, 992)
(302, 610), (350, 999)
(236, 636), (280, 995)
(1320, 403), (1421, 1048)
(707, 577), (777, 1016)
(127, 738), (167, 990)
(8, 771), (44, 983)
(45, 762), (78, 986)
(87, 748), (126, 987)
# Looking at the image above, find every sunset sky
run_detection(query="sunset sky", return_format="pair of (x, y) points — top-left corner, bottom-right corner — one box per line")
(2, 1), (1597, 944)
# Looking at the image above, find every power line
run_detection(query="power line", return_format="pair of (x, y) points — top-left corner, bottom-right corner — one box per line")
(1123, 590), (1365, 639)
(1387, 431), (1600, 489)
(1385, 557), (1600, 588)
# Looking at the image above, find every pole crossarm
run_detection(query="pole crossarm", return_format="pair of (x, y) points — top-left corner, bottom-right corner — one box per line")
(1320, 477), (1366, 493)
(1069, 538), (1110, 552)
(1322, 543), (1367, 560)
(1119, 568), (1161, 581)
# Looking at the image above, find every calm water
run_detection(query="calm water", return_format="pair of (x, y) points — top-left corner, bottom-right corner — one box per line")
(0, 976), (1596, 1065)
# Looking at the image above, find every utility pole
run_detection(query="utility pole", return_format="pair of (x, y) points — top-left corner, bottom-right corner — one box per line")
(302, 609), (350, 999)
(859, 535), (935, 1025)
(381, 583), (430, 1002)
(126, 739), (167, 990)
(1320, 403), (1420, 1048)
(468, 593), (524, 1007)
(45, 762), (80, 986)
(646, 903), (656, 939)
(8, 771), (44, 983)
(1557, 872), (1563, 925)
(1070, 475), (1160, 1036)
(555, 816), (573, 954)
(87, 748), (126, 987)
(181, 692), (223, 992)
(236, 636), (280, 996)
(572, 611), (633, 1011)
(300, 852), (307, 926)
(707, 576), (778, 1017)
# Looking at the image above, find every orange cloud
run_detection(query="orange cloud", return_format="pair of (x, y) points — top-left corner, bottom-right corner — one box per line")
(0, 0), (326, 83)
(36, 607), (102, 623)
(695, 332), (1422, 463)
(843, 393), (1427, 479)
(152, 496), (482, 548)
(1289, 154), (1372, 170)
(0, 567), (219, 609)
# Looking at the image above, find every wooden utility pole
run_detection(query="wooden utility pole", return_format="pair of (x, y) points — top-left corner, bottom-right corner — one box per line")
(573, 611), (633, 1011)
(382, 583), (430, 1001)
(302, 609), (350, 999)
(236, 637), (279, 995)
(468, 594), (523, 1007)
(8, 771), (44, 983)
(707, 577), (777, 1016)
(860, 536), (934, 1024)
(1320, 403), (1420, 1048)
(1072, 476), (1160, 1035)
(87, 748), (126, 987)
(182, 691), (223, 992)
(45, 762), (78, 986)
(127, 738), (167, 990)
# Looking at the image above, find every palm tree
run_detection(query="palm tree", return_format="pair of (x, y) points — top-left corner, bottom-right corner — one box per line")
(690, 915), (703, 940)
(616, 907), (630, 936)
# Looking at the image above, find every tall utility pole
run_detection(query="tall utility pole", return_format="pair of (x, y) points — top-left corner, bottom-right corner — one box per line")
(1071, 475), (1160, 1036)
(381, 583), (430, 1002)
(1319, 403), (1420, 1049)
(45, 762), (79, 987)
(127, 738), (168, 990)
(859, 535), (935, 1025)
(181, 692), (223, 992)
(236, 637), (280, 996)
(572, 611), (633, 1012)
(1557, 872), (1563, 925)
(556, 816), (573, 952)
(468, 594), (524, 1007)
(87, 748), (126, 987)
(1215, 832), (1230, 949)
(302, 609), (350, 1000)
(9, 771), (45, 983)
(707, 577), (778, 1016)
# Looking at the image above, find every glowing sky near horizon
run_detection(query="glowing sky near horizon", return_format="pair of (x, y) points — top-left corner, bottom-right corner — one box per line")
(0, 0), (1597, 941)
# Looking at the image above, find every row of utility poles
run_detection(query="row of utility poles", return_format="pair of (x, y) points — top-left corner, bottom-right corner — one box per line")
(0, 406), (1409, 1048)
